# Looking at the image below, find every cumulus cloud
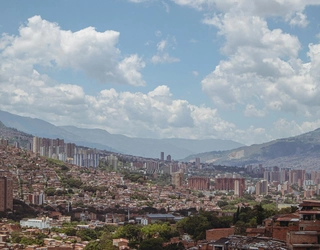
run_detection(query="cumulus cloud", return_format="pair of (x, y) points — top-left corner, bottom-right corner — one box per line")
(0, 15), (271, 144)
(0, 63), (260, 142)
(288, 12), (309, 27)
(200, 3), (320, 118)
(1, 16), (146, 86)
(169, 0), (320, 143)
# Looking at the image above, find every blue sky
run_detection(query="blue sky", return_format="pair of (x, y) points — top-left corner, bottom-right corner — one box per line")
(0, 0), (320, 146)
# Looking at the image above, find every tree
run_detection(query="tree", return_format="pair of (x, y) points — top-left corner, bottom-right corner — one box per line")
(44, 187), (56, 196)
(234, 221), (247, 235)
(76, 228), (98, 241)
(255, 204), (264, 225)
(10, 231), (21, 243)
(62, 227), (76, 236)
(139, 238), (164, 250)
(113, 224), (142, 242)
(163, 242), (185, 250)
(140, 222), (177, 241)
(233, 206), (240, 224)
(217, 200), (228, 208)
(84, 241), (101, 250)
(176, 211), (231, 241)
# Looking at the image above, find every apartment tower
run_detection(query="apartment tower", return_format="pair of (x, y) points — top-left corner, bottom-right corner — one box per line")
(0, 176), (13, 212)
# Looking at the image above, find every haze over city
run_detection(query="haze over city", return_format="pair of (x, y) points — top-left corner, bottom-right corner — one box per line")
(1, 0), (320, 146)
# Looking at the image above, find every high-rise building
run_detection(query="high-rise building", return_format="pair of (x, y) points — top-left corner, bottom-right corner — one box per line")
(160, 152), (164, 161)
(66, 143), (76, 158)
(105, 154), (118, 170)
(188, 177), (210, 190)
(32, 136), (41, 153)
(234, 180), (240, 196)
(256, 180), (268, 195)
(289, 169), (305, 186)
(215, 177), (245, 196)
(0, 176), (13, 212)
(172, 171), (183, 187)
(166, 155), (171, 161)
(146, 161), (159, 173)
(195, 158), (201, 169)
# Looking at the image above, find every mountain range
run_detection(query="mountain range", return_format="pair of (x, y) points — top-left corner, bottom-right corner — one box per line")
(0, 110), (243, 159)
(184, 128), (320, 169)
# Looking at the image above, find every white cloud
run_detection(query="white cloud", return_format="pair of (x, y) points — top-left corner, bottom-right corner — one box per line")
(200, 8), (320, 118)
(151, 35), (180, 64)
(179, 0), (320, 145)
(192, 71), (199, 76)
(172, 0), (319, 21)
(272, 118), (312, 139)
(151, 53), (180, 64)
(0, 67), (255, 142)
(1, 15), (145, 86)
(157, 39), (167, 51)
(162, 1), (170, 13)
(0, 16), (267, 143)
(155, 30), (162, 37)
(244, 104), (266, 117)
(288, 12), (309, 27)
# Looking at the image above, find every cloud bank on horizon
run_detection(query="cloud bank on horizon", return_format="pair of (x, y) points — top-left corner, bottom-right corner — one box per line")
(0, 0), (320, 146)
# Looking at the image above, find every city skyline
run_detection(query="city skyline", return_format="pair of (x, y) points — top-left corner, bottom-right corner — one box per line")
(1, 1), (320, 146)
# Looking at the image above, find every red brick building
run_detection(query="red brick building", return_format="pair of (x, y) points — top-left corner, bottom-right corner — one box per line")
(0, 176), (13, 212)
(264, 213), (299, 241)
(188, 177), (210, 190)
(215, 177), (245, 197)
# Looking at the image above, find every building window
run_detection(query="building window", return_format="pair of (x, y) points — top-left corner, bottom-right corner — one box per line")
(300, 227), (304, 231)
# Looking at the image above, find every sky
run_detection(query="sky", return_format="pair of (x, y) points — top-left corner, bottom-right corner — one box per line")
(0, 0), (320, 146)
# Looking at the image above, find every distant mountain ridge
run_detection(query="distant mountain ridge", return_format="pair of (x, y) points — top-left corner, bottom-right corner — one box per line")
(0, 110), (243, 159)
(184, 128), (320, 169)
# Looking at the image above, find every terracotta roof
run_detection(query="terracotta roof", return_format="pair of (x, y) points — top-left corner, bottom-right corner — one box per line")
(299, 211), (320, 214)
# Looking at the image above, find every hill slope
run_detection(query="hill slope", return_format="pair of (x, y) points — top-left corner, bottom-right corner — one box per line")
(0, 120), (33, 148)
(184, 129), (320, 169)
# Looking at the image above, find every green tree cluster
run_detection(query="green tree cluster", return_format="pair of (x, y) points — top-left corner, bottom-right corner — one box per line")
(176, 211), (232, 240)
(233, 204), (276, 235)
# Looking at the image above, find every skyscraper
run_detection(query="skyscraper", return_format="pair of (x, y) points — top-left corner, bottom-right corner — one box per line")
(188, 177), (210, 190)
(166, 154), (171, 161)
(160, 152), (164, 161)
(195, 157), (201, 169)
(0, 176), (13, 212)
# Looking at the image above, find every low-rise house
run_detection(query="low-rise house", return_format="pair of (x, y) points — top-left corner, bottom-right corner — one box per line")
(286, 231), (320, 250)
(264, 213), (299, 241)
(113, 238), (129, 249)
